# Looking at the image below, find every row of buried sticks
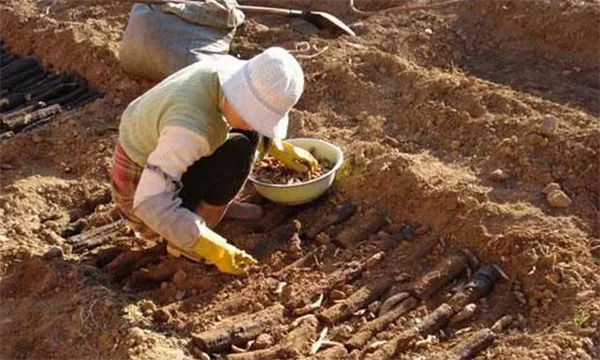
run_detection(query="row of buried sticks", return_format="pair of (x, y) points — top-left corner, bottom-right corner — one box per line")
(63, 203), (515, 360)
(0, 44), (101, 139)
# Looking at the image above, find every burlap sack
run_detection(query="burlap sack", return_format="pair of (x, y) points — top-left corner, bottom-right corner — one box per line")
(119, 0), (244, 81)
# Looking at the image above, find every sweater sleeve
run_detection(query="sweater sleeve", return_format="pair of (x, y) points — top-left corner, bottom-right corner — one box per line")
(132, 126), (210, 249)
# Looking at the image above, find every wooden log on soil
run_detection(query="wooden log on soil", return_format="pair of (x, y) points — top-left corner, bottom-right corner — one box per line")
(1, 65), (44, 90)
(446, 328), (495, 360)
(124, 259), (179, 291)
(3, 104), (62, 131)
(0, 57), (39, 81)
(32, 81), (79, 102)
(104, 241), (167, 281)
(0, 103), (44, 123)
(254, 205), (300, 232)
(96, 245), (128, 268)
(193, 304), (287, 353)
(283, 260), (364, 310)
(0, 93), (26, 112)
(225, 315), (318, 360)
(365, 303), (454, 360)
(28, 75), (70, 99)
(11, 73), (47, 93)
(334, 209), (389, 248)
(0, 53), (14, 67)
(67, 220), (124, 252)
(46, 85), (87, 106)
(411, 252), (470, 300)
(319, 276), (394, 326)
(447, 265), (501, 311)
(305, 203), (357, 239)
(271, 249), (317, 280)
(366, 265), (501, 360)
(346, 295), (418, 349)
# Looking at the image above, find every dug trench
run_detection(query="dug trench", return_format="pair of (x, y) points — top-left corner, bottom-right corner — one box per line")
(0, 1), (599, 360)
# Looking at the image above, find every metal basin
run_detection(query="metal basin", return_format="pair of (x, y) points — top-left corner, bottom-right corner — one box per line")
(248, 138), (344, 205)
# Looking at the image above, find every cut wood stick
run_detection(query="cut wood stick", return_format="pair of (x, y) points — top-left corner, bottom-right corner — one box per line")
(447, 328), (495, 360)
(4, 104), (62, 131)
(305, 344), (348, 360)
(415, 303), (454, 335)
(124, 260), (179, 291)
(0, 57), (38, 80)
(271, 249), (317, 280)
(226, 315), (318, 360)
(366, 265), (500, 360)
(1, 65), (43, 90)
(0, 102), (45, 123)
(284, 260), (363, 310)
(193, 304), (287, 353)
(96, 245), (128, 268)
(411, 253), (470, 300)
(254, 205), (300, 232)
(379, 291), (411, 316)
(67, 220), (124, 252)
(365, 303), (454, 360)
(447, 265), (501, 310)
(104, 241), (167, 281)
(334, 209), (389, 248)
(346, 296), (418, 349)
(305, 203), (356, 239)
(319, 276), (394, 326)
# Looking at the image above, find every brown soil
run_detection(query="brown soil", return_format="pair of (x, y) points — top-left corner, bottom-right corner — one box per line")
(0, 0), (599, 360)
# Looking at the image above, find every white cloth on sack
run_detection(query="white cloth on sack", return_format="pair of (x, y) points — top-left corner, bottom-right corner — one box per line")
(119, 0), (245, 81)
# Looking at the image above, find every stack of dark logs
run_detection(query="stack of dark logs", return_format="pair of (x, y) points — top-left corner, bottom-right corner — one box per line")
(0, 44), (101, 138)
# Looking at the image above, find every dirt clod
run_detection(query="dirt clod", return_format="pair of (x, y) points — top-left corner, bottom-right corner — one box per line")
(546, 189), (572, 208)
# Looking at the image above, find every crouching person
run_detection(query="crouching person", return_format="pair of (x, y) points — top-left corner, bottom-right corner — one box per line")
(111, 47), (317, 275)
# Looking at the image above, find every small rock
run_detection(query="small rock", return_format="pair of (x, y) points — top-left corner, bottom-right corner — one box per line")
(546, 189), (571, 208)
(172, 270), (187, 286)
(489, 169), (509, 182)
(576, 290), (597, 301)
(160, 282), (169, 290)
(60, 243), (73, 255)
(330, 289), (346, 300)
(450, 140), (461, 150)
(254, 333), (274, 349)
(0, 163), (12, 170)
(175, 290), (186, 301)
(543, 182), (561, 194)
(425, 28), (433, 35)
(539, 115), (558, 137)
(42, 246), (63, 260)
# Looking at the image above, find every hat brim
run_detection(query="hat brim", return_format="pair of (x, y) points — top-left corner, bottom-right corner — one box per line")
(217, 56), (289, 139)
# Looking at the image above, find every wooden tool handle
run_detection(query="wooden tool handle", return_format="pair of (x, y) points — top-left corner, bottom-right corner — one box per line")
(237, 5), (301, 17)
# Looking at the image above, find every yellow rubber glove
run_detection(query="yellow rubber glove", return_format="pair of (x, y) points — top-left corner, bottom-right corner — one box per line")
(168, 228), (257, 275)
(267, 139), (319, 173)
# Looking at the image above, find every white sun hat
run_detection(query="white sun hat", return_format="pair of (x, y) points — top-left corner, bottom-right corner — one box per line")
(217, 47), (304, 139)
